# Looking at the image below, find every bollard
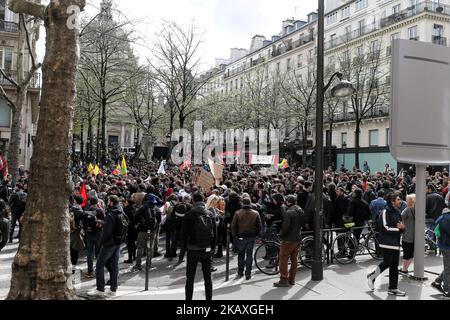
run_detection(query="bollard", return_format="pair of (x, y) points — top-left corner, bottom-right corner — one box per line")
(225, 224), (230, 281)
(145, 230), (151, 291)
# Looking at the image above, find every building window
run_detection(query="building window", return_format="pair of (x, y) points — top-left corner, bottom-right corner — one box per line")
(386, 128), (390, 146)
(297, 54), (303, 68)
(392, 4), (401, 15)
(356, 45), (364, 57)
(327, 12), (338, 25)
(341, 6), (350, 19)
(357, 19), (365, 36)
(408, 26), (418, 40)
(369, 129), (379, 146)
(345, 25), (352, 40)
(330, 33), (337, 46)
(0, 48), (13, 71)
(287, 58), (292, 71)
(341, 132), (348, 146)
(326, 130), (332, 147)
(0, 97), (10, 127)
(276, 62), (280, 74)
(355, 0), (368, 12)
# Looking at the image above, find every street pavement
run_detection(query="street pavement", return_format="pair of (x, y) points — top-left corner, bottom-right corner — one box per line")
(1, 234), (448, 300)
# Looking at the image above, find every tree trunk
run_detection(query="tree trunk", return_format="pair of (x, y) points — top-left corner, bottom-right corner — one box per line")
(8, 14), (27, 184)
(101, 99), (106, 164)
(87, 116), (92, 161)
(8, 89), (27, 183)
(80, 119), (84, 160)
(302, 120), (308, 167)
(355, 119), (361, 170)
(96, 106), (101, 162)
(7, 0), (85, 300)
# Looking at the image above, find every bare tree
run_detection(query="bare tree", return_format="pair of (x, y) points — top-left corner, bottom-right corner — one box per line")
(0, 0), (41, 183)
(7, 0), (85, 299)
(78, 1), (141, 164)
(282, 63), (317, 166)
(337, 41), (389, 169)
(149, 21), (213, 132)
(122, 66), (164, 151)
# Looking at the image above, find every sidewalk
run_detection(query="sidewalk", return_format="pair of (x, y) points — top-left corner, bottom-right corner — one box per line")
(110, 254), (448, 301)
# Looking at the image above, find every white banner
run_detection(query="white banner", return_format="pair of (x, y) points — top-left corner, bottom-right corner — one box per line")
(250, 155), (275, 165)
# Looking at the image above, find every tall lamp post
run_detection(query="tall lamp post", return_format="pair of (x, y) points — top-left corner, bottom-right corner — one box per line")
(342, 141), (347, 169)
(166, 133), (172, 161)
(313, 0), (356, 281)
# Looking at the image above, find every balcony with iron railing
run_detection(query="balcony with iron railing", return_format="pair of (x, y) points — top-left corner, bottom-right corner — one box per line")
(0, 70), (41, 88)
(325, 2), (450, 51)
(332, 106), (390, 123)
(272, 34), (315, 58)
(0, 20), (19, 33)
(432, 35), (447, 46)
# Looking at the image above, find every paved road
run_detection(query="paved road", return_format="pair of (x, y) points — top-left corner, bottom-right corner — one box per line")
(0, 235), (448, 300)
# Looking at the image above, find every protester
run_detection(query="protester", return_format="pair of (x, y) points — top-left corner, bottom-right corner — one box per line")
(399, 194), (416, 276)
(0, 199), (11, 252)
(431, 202), (450, 298)
(367, 193), (406, 296)
(182, 192), (216, 300)
(274, 195), (305, 287)
(88, 195), (127, 297)
(231, 195), (261, 280)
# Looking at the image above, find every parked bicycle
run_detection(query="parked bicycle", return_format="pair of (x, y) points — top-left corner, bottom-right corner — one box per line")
(331, 218), (383, 264)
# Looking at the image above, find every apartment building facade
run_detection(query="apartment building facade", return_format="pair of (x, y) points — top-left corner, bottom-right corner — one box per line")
(0, 0), (40, 170)
(200, 0), (450, 172)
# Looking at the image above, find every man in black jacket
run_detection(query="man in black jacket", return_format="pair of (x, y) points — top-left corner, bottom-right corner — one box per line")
(88, 195), (125, 298)
(8, 183), (26, 242)
(182, 193), (216, 301)
(132, 194), (161, 271)
(83, 197), (105, 278)
(367, 193), (406, 296)
(426, 183), (446, 242)
(274, 195), (305, 287)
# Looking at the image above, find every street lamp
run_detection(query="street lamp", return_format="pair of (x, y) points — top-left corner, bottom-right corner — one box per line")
(313, 0), (356, 281)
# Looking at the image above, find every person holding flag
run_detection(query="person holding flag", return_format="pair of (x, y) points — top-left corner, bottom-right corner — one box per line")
(88, 163), (94, 175)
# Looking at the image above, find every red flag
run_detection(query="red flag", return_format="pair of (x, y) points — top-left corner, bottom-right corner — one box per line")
(80, 181), (88, 208)
(180, 159), (192, 173)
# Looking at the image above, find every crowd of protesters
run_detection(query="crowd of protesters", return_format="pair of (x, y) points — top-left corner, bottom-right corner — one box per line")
(0, 158), (449, 299)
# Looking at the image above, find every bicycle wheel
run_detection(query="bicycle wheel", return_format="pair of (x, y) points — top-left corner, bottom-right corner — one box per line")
(332, 233), (357, 264)
(299, 236), (327, 269)
(299, 237), (314, 269)
(366, 233), (383, 260)
(254, 241), (280, 275)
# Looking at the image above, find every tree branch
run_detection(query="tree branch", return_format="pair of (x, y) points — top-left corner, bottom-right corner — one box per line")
(8, 0), (47, 18)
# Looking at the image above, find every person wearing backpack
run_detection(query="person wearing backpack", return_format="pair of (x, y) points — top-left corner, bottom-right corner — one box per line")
(431, 202), (450, 298)
(182, 192), (216, 301)
(83, 197), (106, 278)
(88, 195), (127, 298)
(399, 194), (416, 276)
(366, 193), (406, 296)
(8, 183), (27, 243)
(132, 194), (161, 271)
(0, 199), (11, 252)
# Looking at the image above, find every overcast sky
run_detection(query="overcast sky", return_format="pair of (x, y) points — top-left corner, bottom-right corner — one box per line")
(38, 0), (318, 69)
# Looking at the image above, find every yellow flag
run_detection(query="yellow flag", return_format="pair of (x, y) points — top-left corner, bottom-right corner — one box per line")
(88, 163), (94, 173)
(93, 165), (100, 176)
(121, 157), (128, 176)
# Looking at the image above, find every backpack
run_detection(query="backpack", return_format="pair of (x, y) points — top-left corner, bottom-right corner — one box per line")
(84, 210), (99, 233)
(191, 209), (214, 249)
(113, 212), (129, 245)
(17, 192), (27, 214)
(141, 206), (157, 231)
(436, 216), (450, 246)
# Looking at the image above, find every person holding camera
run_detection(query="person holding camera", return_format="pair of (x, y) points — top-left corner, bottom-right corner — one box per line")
(367, 193), (406, 296)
